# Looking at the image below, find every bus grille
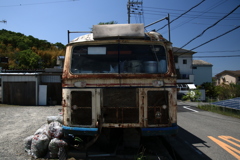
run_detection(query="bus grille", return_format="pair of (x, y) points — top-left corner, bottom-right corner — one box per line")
(102, 88), (139, 123)
(147, 91), (169, 125)
(71, 91), (92, 125)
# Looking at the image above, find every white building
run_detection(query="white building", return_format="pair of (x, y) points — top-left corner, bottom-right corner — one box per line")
(192, 60), (213, 85)
(173, 47), (196, 91)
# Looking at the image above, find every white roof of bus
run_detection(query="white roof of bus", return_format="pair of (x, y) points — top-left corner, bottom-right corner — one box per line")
(70, 33), (94, 43)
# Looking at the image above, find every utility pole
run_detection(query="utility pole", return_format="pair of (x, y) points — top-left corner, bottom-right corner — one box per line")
(127, 0), (130, 24)
(127, 0), (143, 24)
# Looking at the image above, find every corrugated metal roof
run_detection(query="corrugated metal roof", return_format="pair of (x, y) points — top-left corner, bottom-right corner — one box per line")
(0, 73), (39, 76)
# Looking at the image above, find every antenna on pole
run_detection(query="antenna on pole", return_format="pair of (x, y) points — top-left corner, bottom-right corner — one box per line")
(0, 20), (7, 23)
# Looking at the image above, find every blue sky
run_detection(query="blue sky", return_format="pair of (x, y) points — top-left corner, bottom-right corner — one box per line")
(0, 0), (239, 76)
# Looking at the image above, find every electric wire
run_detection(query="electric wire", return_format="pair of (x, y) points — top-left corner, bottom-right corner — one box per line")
(156, 0), (206, 31)
(143, 2), (239, 16)
(197, 50), (240, 53)
(160, 0), (232, 34)
(141, 1), (240, 60)
(193, 55), (240, 58)
(179, 5), (240, 50)
(143, 0), (240, 20)
(190, 25), (240, 51)
(176, 25), (240, 57)
(143, 11), (240, 20)
(0, 0), (78, 7)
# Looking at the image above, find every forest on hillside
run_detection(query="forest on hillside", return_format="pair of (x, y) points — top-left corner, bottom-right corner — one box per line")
(0, 29), (65, 70)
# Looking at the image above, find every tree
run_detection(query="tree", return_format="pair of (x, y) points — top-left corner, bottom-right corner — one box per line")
(216, 83), (240, 100)
(15, 49), (42, 69)
(90, 21), (118, 30)
(201, 82), (218, 99)
(54, 42), (66, 50)
(0, 29), (66, 69)
(98, 21), (118, 25)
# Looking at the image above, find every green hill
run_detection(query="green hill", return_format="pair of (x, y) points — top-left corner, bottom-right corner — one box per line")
(0, 29), (65, 69)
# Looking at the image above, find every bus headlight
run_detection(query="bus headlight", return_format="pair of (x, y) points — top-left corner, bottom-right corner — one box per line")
(162, 105), (167, 109)
(72, 105), (78, 110)
(155, 111), (161, 118)
(74, 81), (86, 87)
(152, 80), (163, 87)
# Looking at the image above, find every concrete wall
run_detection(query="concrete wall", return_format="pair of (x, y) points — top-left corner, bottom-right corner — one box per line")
(193, 66), (212, 86)
(176, 56), (193, 75)
(218, 74), (237, 84)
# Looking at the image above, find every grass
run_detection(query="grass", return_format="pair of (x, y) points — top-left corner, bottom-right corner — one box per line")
(197, 104), (240, 119)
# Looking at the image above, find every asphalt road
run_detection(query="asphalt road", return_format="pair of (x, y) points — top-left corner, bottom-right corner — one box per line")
(176, 101), (240, 160)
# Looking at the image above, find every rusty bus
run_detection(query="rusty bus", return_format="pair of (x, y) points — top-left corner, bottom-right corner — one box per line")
(62, 24), (178, 147)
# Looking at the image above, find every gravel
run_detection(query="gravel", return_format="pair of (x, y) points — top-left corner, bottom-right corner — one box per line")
(0, 104), (61, 160)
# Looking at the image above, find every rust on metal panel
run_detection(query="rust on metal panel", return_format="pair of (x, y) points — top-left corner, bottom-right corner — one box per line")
(169, 88), (177, 123)
(62, 99), (66, 125)
(63, 72), (174, 80)
(167, 49), (176, 75)
(62, 27), (177, 132)
(102, 123), (149, 128)
(139, 88), (145, 127)
(62, 99), (66, 107)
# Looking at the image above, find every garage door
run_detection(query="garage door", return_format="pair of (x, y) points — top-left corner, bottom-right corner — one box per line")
(3, 82), (36, 105)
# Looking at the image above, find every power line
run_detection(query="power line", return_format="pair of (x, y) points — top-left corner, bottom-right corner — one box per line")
(143, 6), (238, 15)
(176, 25), (240, 57)
(144, 0), (236, 17)
(156, 0), (206, 31)
(193, 55), (240, 58)
(143, 6), (240, 19)
(0, 0), (79, 7)
(145, 0), (237, 35)
(144, 11), (240, 20)
(180, 5), (240, 50)
(190, 25), (240, 51)
(197, 50), (240, 53)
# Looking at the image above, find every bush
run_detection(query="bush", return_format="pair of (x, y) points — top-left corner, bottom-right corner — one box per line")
(182, 90), (201, 101)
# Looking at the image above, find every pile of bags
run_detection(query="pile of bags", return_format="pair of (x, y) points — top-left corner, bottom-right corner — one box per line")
(24, 116), (67, 159)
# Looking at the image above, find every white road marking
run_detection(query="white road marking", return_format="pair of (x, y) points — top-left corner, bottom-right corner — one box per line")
(183, 106), (199, 112)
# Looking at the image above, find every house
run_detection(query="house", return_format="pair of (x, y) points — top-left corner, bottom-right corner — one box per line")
(215, 70), (240, 85)
(0, 68), (62, 106)
(192, 60), (213, 86)
(173, 47), (196, 91)
(173, 48), (213, 101)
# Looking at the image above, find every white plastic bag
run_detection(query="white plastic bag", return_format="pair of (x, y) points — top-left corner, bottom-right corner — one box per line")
(34, 124), (50, 138)
(48, 121), (63, 139)
(23, 135), (34, 155)
(47, 116), (63, 124)
(31, 134), (50, 158)
(48, 138), (68, 158)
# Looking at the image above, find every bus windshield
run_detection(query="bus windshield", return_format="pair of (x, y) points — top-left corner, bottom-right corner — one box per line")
(71, 44), (167, 74)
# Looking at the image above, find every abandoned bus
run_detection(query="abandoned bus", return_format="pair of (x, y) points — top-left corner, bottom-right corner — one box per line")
(62, 24), (177, 143)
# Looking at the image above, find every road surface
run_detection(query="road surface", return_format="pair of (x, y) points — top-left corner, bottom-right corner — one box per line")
(176, 101), (240, 160)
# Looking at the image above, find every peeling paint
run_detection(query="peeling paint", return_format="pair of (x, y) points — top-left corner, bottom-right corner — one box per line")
(62, 27), (177, 136)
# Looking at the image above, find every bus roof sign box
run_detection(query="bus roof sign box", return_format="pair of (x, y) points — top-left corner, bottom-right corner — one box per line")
(93, 24), (145, 39)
